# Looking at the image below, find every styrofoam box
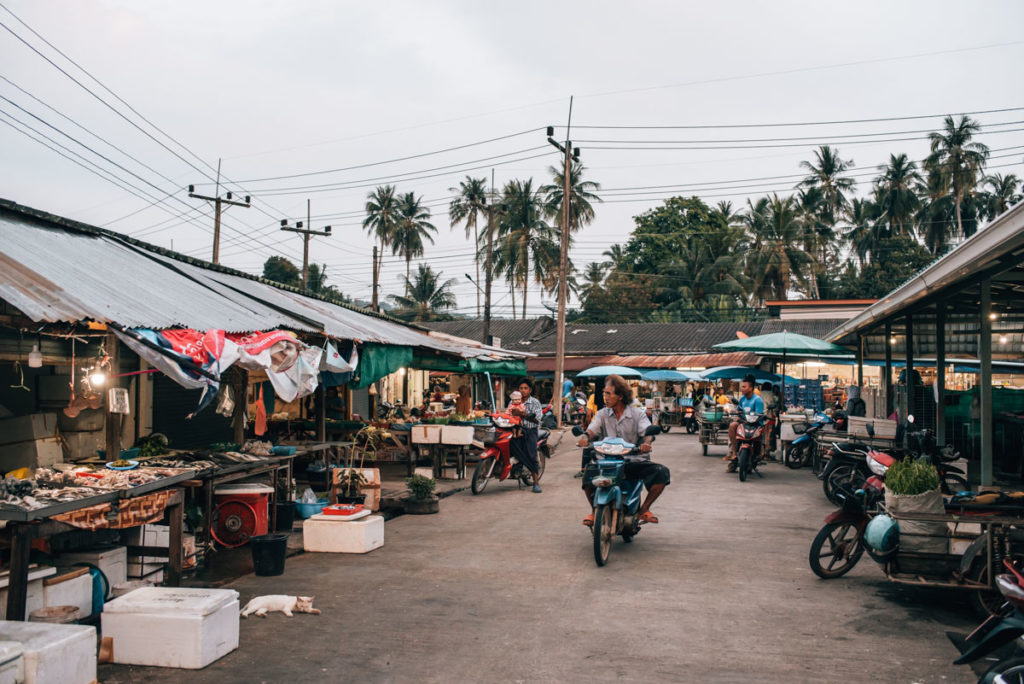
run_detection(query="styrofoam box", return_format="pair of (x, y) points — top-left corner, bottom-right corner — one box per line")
(43, 568), (93, 619)
(127, 559), (165, 584)
(122, 523), (171, 547)
(58, 545), (127, 588)
(0, 566), (56, 621)
(0, 413), (58, 446)
(303, 514), (384, 554)
(0, 641), (24, 684)
(0, 437), (63, 472)
(0, 621), (96, 684)
(102, 587), (239, 669)
(440, 425), (474, 445)
(411, 425), (441, 444)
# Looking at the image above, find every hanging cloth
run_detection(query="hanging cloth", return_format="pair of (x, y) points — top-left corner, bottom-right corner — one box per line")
(255, 385), (268, 436)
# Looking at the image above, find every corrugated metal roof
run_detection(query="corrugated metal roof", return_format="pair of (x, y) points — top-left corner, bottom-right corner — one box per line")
(757, 319), (849, 339)
(603, 352), (760, 368)
(524, 321), (764, 354)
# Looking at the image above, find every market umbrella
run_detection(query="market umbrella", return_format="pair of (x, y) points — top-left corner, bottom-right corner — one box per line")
(575, 365), (642, 378)
(641, 369), (700, 382)
(698, 366), (796, 383)
(713, 331), (850, 410)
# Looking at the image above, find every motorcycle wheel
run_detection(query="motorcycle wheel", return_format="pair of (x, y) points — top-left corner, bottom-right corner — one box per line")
(809, 521), (865, 578)
(521, 448), (548, 486)
(471, 458), (495, 495)
(593, 504), (613, 567)
(738, 447), (749, 482)
(823, 465), (865, 506)
(785, 442), (808, 470)
(686, 420), (698, 434)
(981, 656), (1024, 684)
(942, 472), (968, 495)
(969, 557), (1011, 619)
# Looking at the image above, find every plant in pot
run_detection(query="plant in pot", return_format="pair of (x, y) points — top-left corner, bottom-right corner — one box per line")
(884, 457), (945, 554)
(404, 474), (439, 514)
(336, 468), (368, 505)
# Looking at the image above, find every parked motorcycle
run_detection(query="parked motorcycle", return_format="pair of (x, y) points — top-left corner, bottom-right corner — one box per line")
(572, 424), (661, 566)
(784, 413), (833, 470)
(808, 470), (887, 578)
(734, 410), (767, 482)
(953, 559), (1024, 683)
(470, 413), (550, 495)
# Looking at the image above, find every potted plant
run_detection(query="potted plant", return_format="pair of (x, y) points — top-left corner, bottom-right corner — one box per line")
(336, 468), (368, 505)
(885, 458), (945, 554)
(403, 474), (439, 514)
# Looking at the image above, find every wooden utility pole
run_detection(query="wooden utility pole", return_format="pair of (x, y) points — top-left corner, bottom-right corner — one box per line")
(188, 159), (251, 264)
(546, 98), (578, 428)
(482, 169), (501, 345)
(280, 199), (332, 290)
(371, 245), (379, 310)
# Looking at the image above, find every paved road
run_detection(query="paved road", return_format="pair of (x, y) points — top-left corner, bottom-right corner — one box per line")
(102, 430), (978, 683)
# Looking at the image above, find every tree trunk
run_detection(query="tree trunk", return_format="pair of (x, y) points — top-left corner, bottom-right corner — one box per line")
(955, 191), (964, 241)
(522, 261), (529, 320)
(406, 255), (411, 295)
(371, 244), (379, 310)
(511, 282), (516, 318)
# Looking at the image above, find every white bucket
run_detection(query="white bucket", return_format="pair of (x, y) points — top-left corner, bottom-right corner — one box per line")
(28, 605), (80, 624)
(111, 580), (154, 598)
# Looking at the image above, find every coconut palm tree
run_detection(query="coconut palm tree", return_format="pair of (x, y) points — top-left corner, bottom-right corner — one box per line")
(745, 194), (814, 303)
(493, 179), (558, 318)
(874, 153), (922, 238)
(980, 173), (1022, 220)
(389, 264), (457, 322)
(540, 161), (602, 233)
(916, 168), (958, 254)
(448, 176), (489, 316)
(577, 262), (608, 306)
(392, 192), (437, 289)
(926, 115), (989, 240)
(363, 185), (399, 309)
(798, 146), (856, 298)
(601, 244), (628, 271)
(845, 196), (882, 265)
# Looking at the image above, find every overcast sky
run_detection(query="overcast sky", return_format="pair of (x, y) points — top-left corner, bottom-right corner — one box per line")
(2, 1), (1023, 318)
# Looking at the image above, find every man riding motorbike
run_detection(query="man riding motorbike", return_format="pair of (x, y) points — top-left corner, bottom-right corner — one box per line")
(577, 374), (671, 526)
(725, 374), (764, 473)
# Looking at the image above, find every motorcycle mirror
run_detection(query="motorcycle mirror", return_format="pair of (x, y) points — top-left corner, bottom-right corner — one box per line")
(571, 426), (584, 436)
(866, 423), (875, 438)
(907, 414), (915, 424)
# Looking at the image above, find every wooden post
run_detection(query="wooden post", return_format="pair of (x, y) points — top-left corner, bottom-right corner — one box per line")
(884, 322), (893, 418)
(105, 332), (122, 460)
(166, 491), (184, 587)
(936, 306), (947, 446)
(232, 367), (248, 445)
(980, 279), (993, 486)
(6, 525), (33, 621)
(905, 313), (914, 422)
(315, 381), (326, 441)
(855, 334), (864, 387)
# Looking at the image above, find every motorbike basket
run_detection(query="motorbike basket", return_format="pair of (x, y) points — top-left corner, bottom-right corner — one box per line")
(473, 426), (497, 444)
(792, 422), (810, 435)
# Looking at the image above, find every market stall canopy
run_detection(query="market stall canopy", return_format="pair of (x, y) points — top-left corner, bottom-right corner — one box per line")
(698, 366), (797, 383)
(575, 365), (642, 378)
(641, 369), (701, 382)
(712, 331), (850, 356)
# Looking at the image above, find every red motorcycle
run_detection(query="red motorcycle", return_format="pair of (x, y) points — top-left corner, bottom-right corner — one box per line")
(471, 413), (550, 495)
(734, 411), (767, 482)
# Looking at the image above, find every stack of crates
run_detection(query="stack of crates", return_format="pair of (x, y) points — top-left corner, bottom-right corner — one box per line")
(784, 379), (824, 411)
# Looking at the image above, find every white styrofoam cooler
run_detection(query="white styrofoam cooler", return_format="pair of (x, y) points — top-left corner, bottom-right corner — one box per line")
(57, 545), (127, 588)
(43, 568), (94, 619)
(303, 514), (384, 554)
(0, 622), (96, 684)
(0, 566), (57, 621)
(411, 424), (441, 444)
(440, 425), (474, 445)
(0, 641), (23, 684)
(102, 587), (239, 669)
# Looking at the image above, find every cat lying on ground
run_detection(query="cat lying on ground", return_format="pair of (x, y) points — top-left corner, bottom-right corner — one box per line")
(241, 595), (320, 618)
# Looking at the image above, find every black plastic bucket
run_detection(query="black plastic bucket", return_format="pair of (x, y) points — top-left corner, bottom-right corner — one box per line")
(250, 534), (288, 576)
(274, 501), (296, 532)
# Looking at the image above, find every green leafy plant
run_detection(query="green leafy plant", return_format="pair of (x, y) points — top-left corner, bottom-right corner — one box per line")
(337, 468), (368, 497)
(886, 458), (940, 496)
(405, 474), (436, 501)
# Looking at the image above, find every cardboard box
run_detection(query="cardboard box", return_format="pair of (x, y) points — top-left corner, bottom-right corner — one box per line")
(0, 413), (58, 446)
(0, 437), (63, 472)
(101, 588), (239, 669)
(0, 622), (96, 684)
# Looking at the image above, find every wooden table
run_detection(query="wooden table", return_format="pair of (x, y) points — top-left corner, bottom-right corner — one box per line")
(1, 488), (185, 621)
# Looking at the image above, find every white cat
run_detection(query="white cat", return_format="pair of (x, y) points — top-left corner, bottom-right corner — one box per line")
(240, 595), (320, 618)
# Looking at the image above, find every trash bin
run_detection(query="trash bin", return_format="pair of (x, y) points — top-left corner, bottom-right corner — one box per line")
(250, 534), (288, 576)
(274, 501), (296, 532)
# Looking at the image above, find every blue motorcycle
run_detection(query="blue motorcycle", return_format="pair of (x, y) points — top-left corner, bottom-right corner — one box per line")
(785, 412), (834, 471)
(573, 425), (661, 566)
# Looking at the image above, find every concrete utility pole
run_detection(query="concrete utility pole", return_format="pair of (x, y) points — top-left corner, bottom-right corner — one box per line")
(188, 159), (251, 264)
(481, 169), (504, 345)
(280, 199), (332, 289)
(371, 246), (379, 311)
(546, 98), (579, 429)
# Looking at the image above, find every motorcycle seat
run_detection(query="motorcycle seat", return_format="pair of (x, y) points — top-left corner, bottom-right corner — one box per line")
(537, 428), (550, 442)
(868, 450), (895, 467)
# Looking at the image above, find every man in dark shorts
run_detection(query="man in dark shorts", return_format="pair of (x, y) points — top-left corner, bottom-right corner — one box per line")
(576, 374), (670, 526)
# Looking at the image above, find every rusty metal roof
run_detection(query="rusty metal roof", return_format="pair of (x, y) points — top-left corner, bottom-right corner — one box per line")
(603, 352), (760, 368)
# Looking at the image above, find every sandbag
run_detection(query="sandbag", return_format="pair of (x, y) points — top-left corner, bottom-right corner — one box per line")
(885, 488), (947, 554)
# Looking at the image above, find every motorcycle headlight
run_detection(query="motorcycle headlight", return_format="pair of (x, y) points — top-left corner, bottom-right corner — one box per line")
(866, 454), (889, 476)
(591, 476), (613, 488)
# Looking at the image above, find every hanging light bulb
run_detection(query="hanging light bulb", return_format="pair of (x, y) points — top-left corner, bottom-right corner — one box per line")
(89, 369), (107, 387)
(27, 345), (42, 368)
(1000, 335), (1009, 344)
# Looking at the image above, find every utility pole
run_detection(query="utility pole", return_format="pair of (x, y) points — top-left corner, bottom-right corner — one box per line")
(546, 98), (579, 428)
(280, 199), (332, 290)
(482, 168), (504, 345)
(188, 159), (251, 264)
(371, 246), (379, 310)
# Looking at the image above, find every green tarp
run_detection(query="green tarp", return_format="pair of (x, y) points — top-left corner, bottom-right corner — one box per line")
(352, 343), (414, 388)
(464, 358), (527, 376)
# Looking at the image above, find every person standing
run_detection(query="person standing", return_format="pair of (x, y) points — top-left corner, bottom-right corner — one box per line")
(507, 377), (543, 493)
(455, 385), (473, 415)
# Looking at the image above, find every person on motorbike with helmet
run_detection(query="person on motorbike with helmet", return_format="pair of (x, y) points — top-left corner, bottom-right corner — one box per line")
(725, 374), (764, 473)
(576, 374), (671, 526)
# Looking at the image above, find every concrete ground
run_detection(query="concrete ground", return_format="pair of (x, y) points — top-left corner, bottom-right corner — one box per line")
(101, 430), (980, 684)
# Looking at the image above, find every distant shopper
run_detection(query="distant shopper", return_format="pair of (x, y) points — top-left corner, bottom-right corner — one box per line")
(846, 385), (866, 417)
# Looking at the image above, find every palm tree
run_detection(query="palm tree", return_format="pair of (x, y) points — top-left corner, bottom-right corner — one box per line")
(745, 194), (814, 303)
(601, 244), (628, 271)
(389, 264), (457, 322)
(874, 153), (922, 238)
(926, 115), (989, 240)
(916, 168), (958, 254)
(540, 161), (601, 305)
(363, 185), (399, 309)
(845, 197), (881, 265)
(448, 176), (489, 316)
(981, 173), (1022, 220)
(798, 146), (856, 298)
(493, 179), (557, 318)
(392, 192), (437, 289)
(577, 262), (607, 305)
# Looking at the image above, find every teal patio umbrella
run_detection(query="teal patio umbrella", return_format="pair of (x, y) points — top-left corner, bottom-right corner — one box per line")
(576, 365), (642, 378)
(713, 331), (849, 409)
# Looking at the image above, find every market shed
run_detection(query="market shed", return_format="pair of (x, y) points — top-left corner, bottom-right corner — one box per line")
(828, 202), (1024, 485)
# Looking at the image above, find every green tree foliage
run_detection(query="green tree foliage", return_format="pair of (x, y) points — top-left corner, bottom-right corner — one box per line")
(389, 264), (457, 322)
(392, 192), (437, 287)
(262, 256), (301, 287)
